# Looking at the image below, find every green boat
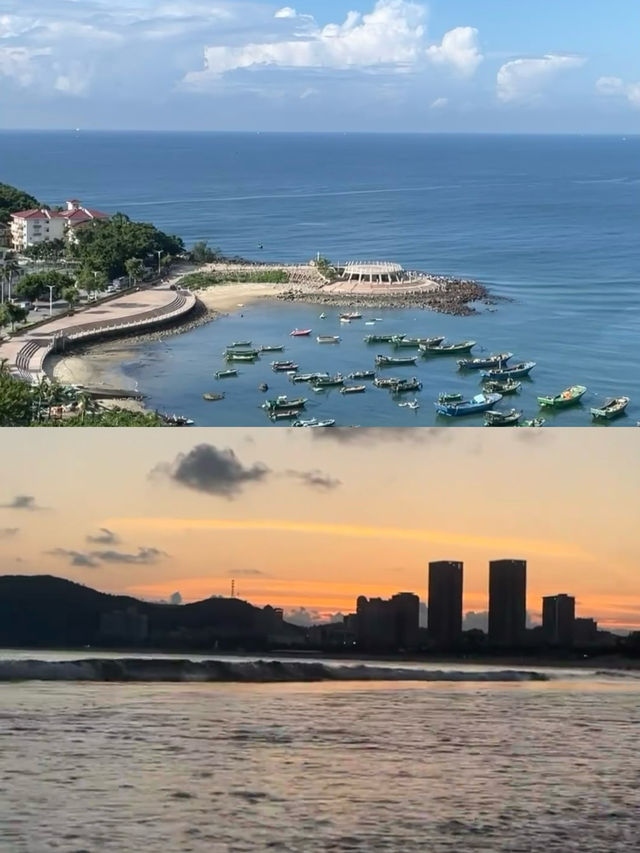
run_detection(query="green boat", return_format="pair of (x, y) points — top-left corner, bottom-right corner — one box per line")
(226, 352), (257, 362)
(364, 334), (404, 344)
(228, 341), (252, 347)
(262, 395), (307, 411)
(393, 335), (444, 349)
(375, 354), (418, 367)
(538, 385), (587, 408)
(312, 374), (345, 389)
(438, 392), (463, 404)
(590, 396), (629, 420)
(215, 369), (238, 379)
(259, 344), (284, 352)
(419, 340), (476, 355)
(482, 379), (521, 395)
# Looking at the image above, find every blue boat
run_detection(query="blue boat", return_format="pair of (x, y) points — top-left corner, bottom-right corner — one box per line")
(435, 392), (502, 417)
(481, 361), (536, 380)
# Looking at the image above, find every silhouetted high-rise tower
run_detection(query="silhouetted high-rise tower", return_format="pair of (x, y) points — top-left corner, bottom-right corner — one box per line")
(488, 559), (526, 646)
(428, 561), (463, 648)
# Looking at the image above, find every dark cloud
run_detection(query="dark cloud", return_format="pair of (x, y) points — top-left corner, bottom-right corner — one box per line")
(92, 547), (167, 565)
(0, 495), (46, 511)
(152, 444), (270, 498)
(285, 607), (325, 627)
(284, 469), (342, 490)
(0, 528), (19, 538)
(86, 528), (120, 545)
(308, 428), (443, 444)
(225, 568), (268, 577)
(46, 548), (101, 568)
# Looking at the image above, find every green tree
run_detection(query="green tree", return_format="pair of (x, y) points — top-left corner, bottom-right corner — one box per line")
(0, 182), (40, 225)
(125, 257), (145, 286)
(13, 270), (75, 302)
(1, 256), (20, 301)
(3, 302), (28, 331)
(0, 365), (33, 426)
(60, 286), (80, 307)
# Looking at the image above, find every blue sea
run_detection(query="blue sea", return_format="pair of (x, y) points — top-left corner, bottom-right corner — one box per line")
(1, 131), (638, 426)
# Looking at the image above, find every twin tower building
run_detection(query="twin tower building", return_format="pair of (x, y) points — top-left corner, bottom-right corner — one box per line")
(429, 558), (527, 648)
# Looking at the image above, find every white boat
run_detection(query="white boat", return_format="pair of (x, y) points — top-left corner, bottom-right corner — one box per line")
(319, 313), (326, 319)
(317, 335), (340, 344)
(340, 317), (351, 324)
(399, 399), (420, 410)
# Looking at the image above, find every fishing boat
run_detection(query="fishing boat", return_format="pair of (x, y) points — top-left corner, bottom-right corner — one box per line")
(262, 395), (307, 412)
(435, 392), (503, 417)
(161, 414), (194, 426)
(340, 385), (366, 394)
(271, 360), (298, 372)
(373, 376), (402, 388)
(590, 396), (630, 420)
(364, 334), (403, 344)
(399, 399), (420, 410)
(420, 340), (476, 355)
(319, 313), (326, 319)
(522, 418), (546, 427)
(317, 335), (340, 343)
(375, 354), (418, 367)
(537, 385), (587, 409)
(290, 329), (312, 337)
(365, 321), (376, 326)
(293, 418), (336, 427)
(202, 392), (225, 402)
(437, 392), (463, 404)
(481, 361), (536, 380)
(269, 409), (301, 420)
(484, 409), (522, 426)
(259, 344), (284, 352)
(340, 312), (362, 320)
(215, 369), (238, 379)
(339, 318), (351, 324)
(457, 352), (513, 370)
(259, 383), (269, 392)
(312, 374), (344, 388)
(348, 369), (376, 380)
(393, 335), (444, 349)
(228, 341), (251, 348)
(225, 352), (257, 362)
(482, 379), (521, 395)
(392, 378), (423, 393)
(291, 372), (329, 383)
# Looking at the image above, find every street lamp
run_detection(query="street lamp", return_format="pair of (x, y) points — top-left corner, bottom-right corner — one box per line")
(47, 284), (55, 316)
(156, 250), (163, 278)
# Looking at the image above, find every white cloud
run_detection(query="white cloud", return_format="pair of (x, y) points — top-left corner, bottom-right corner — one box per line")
(300, 86), (318, 99)
(274, 6), (297, 17)
(596, 75), (640, 108)
(0, 46), (51, 87)
(426, 26), (482, 77)
(430, 96), (448, 108)
(496, 54), (585, 103)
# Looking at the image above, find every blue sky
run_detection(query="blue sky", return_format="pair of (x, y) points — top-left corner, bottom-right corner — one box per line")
(0, 0), (638, 132)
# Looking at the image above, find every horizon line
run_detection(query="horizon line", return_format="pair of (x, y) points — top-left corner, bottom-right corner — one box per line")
(0, 129), (638, 138)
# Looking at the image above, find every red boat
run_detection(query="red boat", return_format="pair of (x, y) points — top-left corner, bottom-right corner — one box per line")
(290, 329), (312, 337)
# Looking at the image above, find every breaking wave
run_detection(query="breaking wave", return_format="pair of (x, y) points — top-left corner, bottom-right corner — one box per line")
(0, 658), (550, 683)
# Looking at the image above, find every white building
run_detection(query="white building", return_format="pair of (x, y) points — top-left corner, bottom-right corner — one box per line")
(10, 199), (109, 251)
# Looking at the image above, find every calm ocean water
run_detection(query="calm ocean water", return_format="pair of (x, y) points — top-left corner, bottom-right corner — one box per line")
(1, 653), (640, 852)
(1, 131), (638, 426)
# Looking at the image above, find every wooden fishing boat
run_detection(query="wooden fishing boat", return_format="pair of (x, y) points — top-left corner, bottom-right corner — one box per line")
(225, 352), (257, 362)
(457, 352), (513, 370)
(537, 385), (587, 409)
(262, 395), (307, 411)
(373, 376), (402, 388)
(348, 369), (376, 380)
(269, 409), (301, 420)
(482, 379), (521, 395)
(259, 344), (284, 352)
(392, 378), (423, 393)
(340, 312), (362, 320)
(215, 369), (238, 379)
(484, 409), (522, 426)
(375, 354), (418, 367)
(364, 334), (403, 344)
(393, 335), (444, 349)
(317, 335), (340, 343)
(420, 340), (476, 355)
(435, 392), (503, 417)
(437, 392), (463, 404)
(291, 372), (329, 383)
(290, 329), (312, 337)
(312, 374), (344, 388)
(590, 396), (630, 420)
(293, 418), (336, 427)
(340, 385), (366, 394)
(202, 392), (225, 401)
(481, 361), (536, 380)
(228, 341), (251, 348)
(271, 361), (298, 372)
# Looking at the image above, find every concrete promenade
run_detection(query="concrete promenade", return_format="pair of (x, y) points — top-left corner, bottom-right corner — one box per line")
(0, 282), (197, 383)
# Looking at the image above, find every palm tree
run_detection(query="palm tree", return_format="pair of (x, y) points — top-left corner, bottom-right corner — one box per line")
(125, 258), (145, 288)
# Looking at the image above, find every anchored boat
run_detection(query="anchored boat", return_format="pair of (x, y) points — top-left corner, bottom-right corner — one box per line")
(420, 340), (476, 355)
(317, 335), (340, 343)
(312, 374), (345, 389)
(392, 378), (423, 393)
(364, 334), (404, 344)
(482, 378), (521, 395)
(271, 360), (299, 372)
(340, 312), (362, 320)
(481, 362), (536, 380)
(537, 385), (587, 409)
(228, 341), (252, 348)
(215, 369), (238, 379)
(290, 329), (312, 337)
(393, 335), (444, 349)
(269, 409), (302, 420)
(484, 409), (522, 426)
(259, 344), (284, 352)
(202, 392), (225, 402)
(437, 392), (463, 404)
(225, 352), (258, 362)
(348, 369), (376, 380)
(375, 354), (418, 367)
(293, 418), (336, 427)
(457, 353), (513, 369)
(435, 392), (503, 417)
(373, 376), (402, 388)
(590, 396), (629, 420)
(340, 385), (366, 394)
(262, 395), (307, 411)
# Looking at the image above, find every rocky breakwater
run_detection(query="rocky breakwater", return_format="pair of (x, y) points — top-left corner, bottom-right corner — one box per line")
(277, 275), (506, 316)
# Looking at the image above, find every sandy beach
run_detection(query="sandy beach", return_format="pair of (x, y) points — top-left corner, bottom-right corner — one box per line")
(192, 281), (288, 312)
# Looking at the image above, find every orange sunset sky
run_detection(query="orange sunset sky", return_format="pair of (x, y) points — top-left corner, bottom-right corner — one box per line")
(0, 428), (638, 630)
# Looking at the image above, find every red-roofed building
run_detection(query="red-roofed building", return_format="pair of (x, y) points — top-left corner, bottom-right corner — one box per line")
(10, 199), (109, 250)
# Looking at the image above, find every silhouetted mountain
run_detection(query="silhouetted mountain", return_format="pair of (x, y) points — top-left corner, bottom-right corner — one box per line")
(0, 575), (303, 650)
